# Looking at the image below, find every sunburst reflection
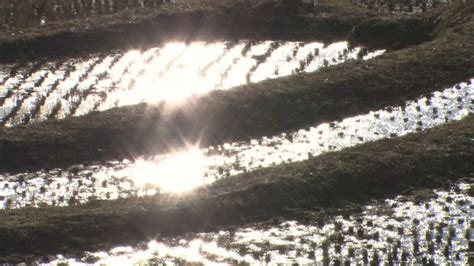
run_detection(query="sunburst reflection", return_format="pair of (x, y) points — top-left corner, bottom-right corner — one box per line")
(0, 80), (472, 208)
(51, 181), (473, 265)
(118, 147), (209, 193)
(0, 41), (384, 127)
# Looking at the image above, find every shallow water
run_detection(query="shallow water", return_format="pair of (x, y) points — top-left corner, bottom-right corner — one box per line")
(0, 79), (472, 209)
(50, 180), (474, 265)
(0, 41), (383, 127)
(351, 0), (449, 13)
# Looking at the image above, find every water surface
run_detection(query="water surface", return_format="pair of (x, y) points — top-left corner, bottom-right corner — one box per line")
(0, 41), (383, 127)
(51, 180), (474, 265)
(0, 80), (471, 209)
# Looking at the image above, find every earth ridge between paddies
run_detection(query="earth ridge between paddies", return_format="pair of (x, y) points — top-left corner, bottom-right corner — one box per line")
(0, 0), (439, 63)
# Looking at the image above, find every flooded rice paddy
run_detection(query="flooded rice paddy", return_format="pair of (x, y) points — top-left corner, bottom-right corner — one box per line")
(0, 79), (472, 209)
(0, 41), (384, 127)
(51, 180), (474, 264)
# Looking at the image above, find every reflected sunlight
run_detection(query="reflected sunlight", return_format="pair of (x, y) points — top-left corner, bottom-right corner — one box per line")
(0, 41), (386, 126)
(119, 147), (208, 193)
(0, 80), (472, 208)
(51, 182), (473, 264)
(97, 40), (376, 106)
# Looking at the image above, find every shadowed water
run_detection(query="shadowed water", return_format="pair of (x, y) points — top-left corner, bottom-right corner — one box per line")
(0, 0), (181, 30)
(50, 180), (474, 265)
(0, 80), (472, 209)
(0, 41), (383, 127)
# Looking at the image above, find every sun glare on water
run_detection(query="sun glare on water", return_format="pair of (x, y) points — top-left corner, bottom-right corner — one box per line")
(119, 147), (208, 193)
(0, 40), (386, 127)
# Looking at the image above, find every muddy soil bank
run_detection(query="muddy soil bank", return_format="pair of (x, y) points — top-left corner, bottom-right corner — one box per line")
(1, 13), (473, 173)
(0, 115), (472, 262)
(0, 0), (436, 63)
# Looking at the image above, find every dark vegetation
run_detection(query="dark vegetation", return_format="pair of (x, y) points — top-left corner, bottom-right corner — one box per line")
(1, 0), (177, 31)
(0, 0), (437, 62)
(0, 0), (473, 262)
(350, 0), (459, 13)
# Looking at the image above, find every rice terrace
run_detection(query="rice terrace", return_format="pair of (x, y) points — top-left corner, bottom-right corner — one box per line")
(0, 0), (473, 264)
